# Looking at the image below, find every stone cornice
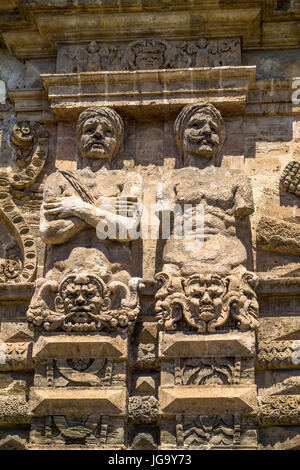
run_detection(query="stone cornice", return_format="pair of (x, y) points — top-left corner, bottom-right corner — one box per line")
(0, 1), (299, 59)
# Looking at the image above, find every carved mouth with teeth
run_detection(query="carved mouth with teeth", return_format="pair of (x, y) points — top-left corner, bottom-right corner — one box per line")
(63, 319), (98, 332)
(90, 141), (106, 150)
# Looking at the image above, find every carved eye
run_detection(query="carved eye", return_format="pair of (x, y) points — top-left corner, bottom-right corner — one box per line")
(105, 129), (113, 136)
(244, 290), (254, 300)
(192, 292), (204, 299)
(85, 128), (94, 135)
(86, 292), (95, 299)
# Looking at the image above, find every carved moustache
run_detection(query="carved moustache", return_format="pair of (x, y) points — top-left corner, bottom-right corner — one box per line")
(188, 134), (218, 145)
(68, 305), (94, 312)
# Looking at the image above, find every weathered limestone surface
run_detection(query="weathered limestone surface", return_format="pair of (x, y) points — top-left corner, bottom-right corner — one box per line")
(0, 0), (300, 450)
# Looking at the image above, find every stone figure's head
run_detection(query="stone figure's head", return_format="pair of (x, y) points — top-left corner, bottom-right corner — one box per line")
(175, 102), (225, 166)
(184, 274), (226, 325)
(55, 273), (109, 326)
(77, 107), (124, 165)
(87, 41), (99, 54)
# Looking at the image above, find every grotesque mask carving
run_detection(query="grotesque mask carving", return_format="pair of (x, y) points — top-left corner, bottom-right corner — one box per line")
(54, 274), (110, 331)
(155, 269), (259, 333)
(27, 272), (144, 334)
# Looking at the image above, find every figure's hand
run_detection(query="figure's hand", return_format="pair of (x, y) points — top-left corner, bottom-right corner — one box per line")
(43, 196), (86, 219)
(95, 195), (140, 217)
(116, 196), (140, 217)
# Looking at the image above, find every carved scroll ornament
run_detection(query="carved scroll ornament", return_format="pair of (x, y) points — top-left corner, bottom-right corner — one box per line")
(0, 121), (48, 283)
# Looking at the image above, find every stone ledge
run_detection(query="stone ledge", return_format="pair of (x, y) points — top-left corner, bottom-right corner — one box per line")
(0, 283), (35, 300)
(159, 385), (258, 416)
(32, 334), (128, 360)
(159, 331), (256, 358)
(257, 277), (300, 295)
(29, 387), (126, 416)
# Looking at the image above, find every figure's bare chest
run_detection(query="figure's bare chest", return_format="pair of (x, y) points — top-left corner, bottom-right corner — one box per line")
(173, 176), (236, 207)
(61, 172), (125, 200)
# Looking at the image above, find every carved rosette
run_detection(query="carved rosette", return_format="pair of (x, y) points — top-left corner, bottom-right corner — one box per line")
(128, 395), (159, 424)
(27, 272), (144, 334)
(155, 270), (259, 333)
(0, 121), (49, 283)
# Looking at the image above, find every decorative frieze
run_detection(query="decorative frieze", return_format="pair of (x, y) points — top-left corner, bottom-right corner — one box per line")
(162, 357), (248, 387)
(0, 341), (33, 371)
(256, 216), (300, 255)
(257, 341), (300, 369)
(280, 160), (300, 197)
(56, 38), (241, 73)
(161, 414), (257, 449)
(0, 396), (29, 425)
(34, 358), (125, 388)
(128, 395), (159, 424)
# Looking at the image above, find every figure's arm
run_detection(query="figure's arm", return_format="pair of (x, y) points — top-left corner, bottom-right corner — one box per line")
(233, 176), (254, 218)
(40, 173), (86, 245)
(76, 172), (144, 241)
(43, 172), (144, 242)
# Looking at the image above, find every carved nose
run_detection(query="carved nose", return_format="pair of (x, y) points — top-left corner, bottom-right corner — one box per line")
(201, 291), (212, 303)
(202, 124), (211, 135)
(75, 294), (86, 305)
(94, 126), (104, 138)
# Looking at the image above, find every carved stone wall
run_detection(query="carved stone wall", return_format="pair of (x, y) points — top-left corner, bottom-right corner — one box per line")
(0, 0), (300, 451)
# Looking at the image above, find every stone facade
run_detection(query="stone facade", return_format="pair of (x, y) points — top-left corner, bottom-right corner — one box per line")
(0, 0), (300, 450)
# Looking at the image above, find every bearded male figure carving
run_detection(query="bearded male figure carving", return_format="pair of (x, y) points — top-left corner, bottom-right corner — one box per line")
(155, 103), (258, 333)
(157, 102), (254, 279)
(27, 107), (143, 332)
(40, 106), (143, 283)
